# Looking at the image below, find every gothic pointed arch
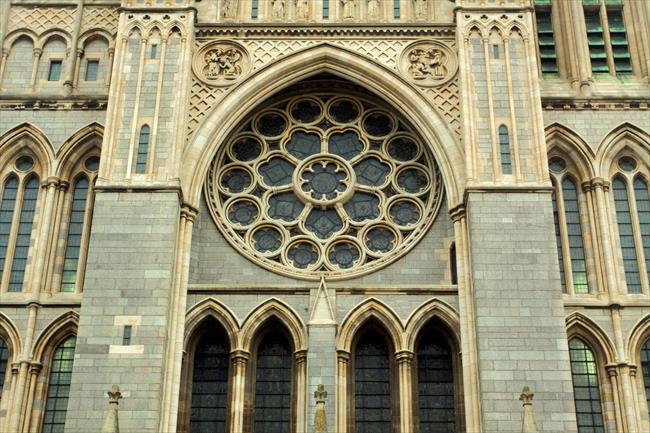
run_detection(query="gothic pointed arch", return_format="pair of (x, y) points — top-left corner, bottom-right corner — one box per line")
(566, 311), (616, 364)
(184, 43), (463, 209)
(627, 314), (650, 362)
(32, 310), (79, 362)
(56, 123), (104, 180)
(0, 312), (22, 361)
(0, 122), (55, 177)
(184, 297), (240, 351)
(337, 297), (404, 353)
(404, 298), (461, 353)
(596, 122), (650, 177)
(545, 122), (596, 181)
(240, 298), (307, 352)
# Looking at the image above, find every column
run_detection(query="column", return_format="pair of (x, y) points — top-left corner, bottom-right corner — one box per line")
(396, 350), (414, 433)
(229, 349), (249, 433)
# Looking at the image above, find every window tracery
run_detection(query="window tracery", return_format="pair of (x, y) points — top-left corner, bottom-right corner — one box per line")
(611, 154), (649, 294)
(205, 91), (443, 280)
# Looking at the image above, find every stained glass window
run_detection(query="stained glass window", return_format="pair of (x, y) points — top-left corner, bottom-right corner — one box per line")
(0, 337), (8, 394)
(633, 177), (649, 287)
(135, 125), (150, 174)
(613, 177), (641, 293)
(417, 333), (455, 433)
(190, 329), (230, 433)
(0, 176), (18, 284)
(569, 338), (605, 433)
(42, 336), (76, 433)
(354, 330), (392, 433)
(253, 331), (292, 433)
(61, 177), (89, 292)
(498, 125), (512, 175)
(563, 178), (588, 294)
(9, 176), (38, 292)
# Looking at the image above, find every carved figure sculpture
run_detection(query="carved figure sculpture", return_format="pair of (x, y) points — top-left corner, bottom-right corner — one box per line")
(295, 0), (309, 20)
(272, 0), (285, 19)
(341, 0), (355, 19)
(367, 0), (379, 19)
(314, 384), (328, 433)
(407, 48), (448, 79)
(203, 48), (243, 80)
(413, 0), (428, 19)
(222, 0), (238, 19)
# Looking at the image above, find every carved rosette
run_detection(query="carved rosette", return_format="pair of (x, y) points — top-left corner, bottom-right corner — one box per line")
(192, 41), (251, 87)
(399, 41), (457, 87)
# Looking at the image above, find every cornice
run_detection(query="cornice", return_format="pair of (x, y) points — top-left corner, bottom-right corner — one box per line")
(194, 24), (456, 39)
(0, 97), (108, 111)
(542, 97), (650, 112)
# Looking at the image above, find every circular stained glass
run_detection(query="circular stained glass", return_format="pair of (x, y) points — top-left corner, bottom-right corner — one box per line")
(618, 156), (637, 172)
(548, 156), (566, 174)
(205, 91), (444, 280)
(84, 156), (100, 172)
(16, 156), (34, 172)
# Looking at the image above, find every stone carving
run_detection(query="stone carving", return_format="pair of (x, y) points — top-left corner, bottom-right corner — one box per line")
(314, 384), (328, 433)
(413, 0), (428, 19)
(520, 386), (540, 433)
(193, 41), (250, 86)
(367, 0), (379, 19)
(8, 6), (74, 34)
(222, 0), (238, 19)
(408, 48), (447, 79)
(101, 385), (122, 433)
(341, 0), (356, 19)
(400, 41), (457, 87)
(295, 0), (310, 20)
(272, 0), (285, 19)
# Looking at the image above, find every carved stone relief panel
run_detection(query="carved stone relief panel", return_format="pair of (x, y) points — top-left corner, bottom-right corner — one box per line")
(399, 40), (458, 87)
(192, 41), (251, 87)
(8, 6), (76, 34)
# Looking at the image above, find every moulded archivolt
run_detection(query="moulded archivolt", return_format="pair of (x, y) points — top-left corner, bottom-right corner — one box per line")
(204, 90), (444, 280)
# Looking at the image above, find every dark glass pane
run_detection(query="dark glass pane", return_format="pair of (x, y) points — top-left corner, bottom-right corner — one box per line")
(562, 179), (588, 293)
(499, 126), (512, 175)
(363, 112), (393, 137)
(569, 339), (604, 433)
(641, 339), (650, 418)
(287, 241), (319, 269)
(252, 226), (283, 254)
(387, 137), (419, 162)
(189, 329), (230, 433)
(259, 158), (295, 187)
(84, 156), (100, 172)
(328, 132), (363, 160)
(301, 162), (347, 201)
(0, 177), (18, 284)
(328, 241), (360, 269)
(613, 178), (641, 293)
(61, 177), (89, 292)
(268, 193), (303, 222)
(548, 157), (566, 173)
(449, 242), (457, 285)
(417, 334), (456, 433)
(257, 112), (286, 137)
(286, 132), (320, 160)
(393, 0), (400, 19)
(355, 330), (392, 433)
(329, 99), (359, 123)
(618, 157), (636, 172)
(136, 125), (150, 174)
(365, 227), (396, 254)
(397, 167), (428, 194)
(0, 337), (8, 394)
(16, 156), (34, 171)
(42, 336), (76, 433)
(344, 192), (380, 223)
(322, 0), (329, 20)
(305, 209), (343, 239)
(228, 199), (259, 226)
(291, 99), (321, 123)
(355, 157), (391, 187)
(552, 190), (566, 292)
(85, 60), (99, 81)
(9, 177), (39, 292)
(232, 137), (262, 162)
(634, 178), (650, 288)
(48, 61), (62, 81)
(389, 199), (421, 227)
(253, 331), (292, 433)
(221, 168), (253, 193)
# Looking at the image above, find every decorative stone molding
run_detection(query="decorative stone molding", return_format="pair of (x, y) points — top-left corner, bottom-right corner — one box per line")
(192, 41), (250, 86)
(400, 40), (457, 87)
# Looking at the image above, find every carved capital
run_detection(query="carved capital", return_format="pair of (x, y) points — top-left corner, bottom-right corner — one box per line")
(29, 362), (43, 375)
(519, 386), (534, 406)
(449, 204), (466, 222)
(107, 385), (123, 404)
(395, 350), (414, 364)
(605, 363), (618, 377)
(294, 349), (308, 363)
(230, 349), (250, 364)
(337, 349), (350, 363)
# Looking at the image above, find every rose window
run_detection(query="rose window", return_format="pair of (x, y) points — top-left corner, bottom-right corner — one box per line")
(205, 92), (444, 279)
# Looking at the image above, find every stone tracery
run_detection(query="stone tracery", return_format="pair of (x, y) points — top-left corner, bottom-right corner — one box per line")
(205, 90), (443, 279)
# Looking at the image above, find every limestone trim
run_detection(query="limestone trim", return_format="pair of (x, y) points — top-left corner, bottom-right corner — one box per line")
(627, 314), (650, 430)
(183, 297), (240, 352)
(239, 297), (307, 353)
(0, 312), (21, 361)
(545, 123), (596, 181)
(336, 297), (404, 353)
(31, 310), (79, 362)
(403, 297), (460, 353)
(566, 312), (617, 365)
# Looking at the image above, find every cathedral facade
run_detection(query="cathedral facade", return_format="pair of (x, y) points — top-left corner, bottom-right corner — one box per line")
(0, 1), (649, 432)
